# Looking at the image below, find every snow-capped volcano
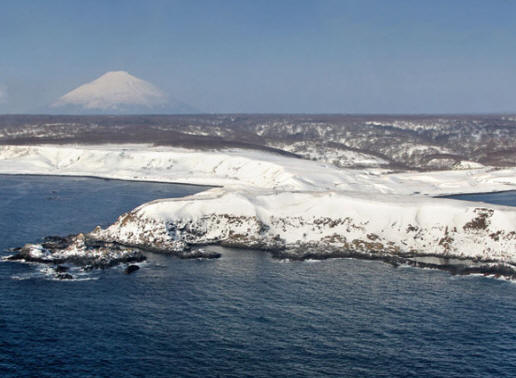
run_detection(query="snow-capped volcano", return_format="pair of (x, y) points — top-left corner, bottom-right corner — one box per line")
(52, 71), (195, 114)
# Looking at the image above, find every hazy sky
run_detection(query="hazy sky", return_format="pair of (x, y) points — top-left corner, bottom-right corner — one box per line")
(1, 0), (516, 114)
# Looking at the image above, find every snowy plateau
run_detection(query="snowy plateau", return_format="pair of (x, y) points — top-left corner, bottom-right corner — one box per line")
(1, 115), (515, 278)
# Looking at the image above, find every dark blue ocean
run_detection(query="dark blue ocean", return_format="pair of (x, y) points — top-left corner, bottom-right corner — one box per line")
(1, 175), (516, 377)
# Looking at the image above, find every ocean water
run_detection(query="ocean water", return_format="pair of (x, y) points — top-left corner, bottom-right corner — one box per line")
(443, 190), (516, 207)
(1, 176), (516, 377)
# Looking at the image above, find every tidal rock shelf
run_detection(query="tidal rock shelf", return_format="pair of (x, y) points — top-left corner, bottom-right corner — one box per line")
(5, 232), (221, 279)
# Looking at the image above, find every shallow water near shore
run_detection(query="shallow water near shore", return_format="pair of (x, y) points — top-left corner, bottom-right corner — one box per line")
(442, 190), (516, 207)
(1, 175), (516, 376)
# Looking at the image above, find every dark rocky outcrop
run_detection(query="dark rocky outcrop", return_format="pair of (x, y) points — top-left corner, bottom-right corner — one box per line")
(56, 273), (73, 280)
(176, 248), (221, 259)
(124, 265), (140, 274)
(8, 234), (147, 271)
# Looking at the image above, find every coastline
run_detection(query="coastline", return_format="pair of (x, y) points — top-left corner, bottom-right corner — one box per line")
(438, 189), (516, 198)
(0, 172), (218, 189)
(2, 171), (516, 199)
(2, 172), (515, 199)
(1, 143), (515, 280)
(1, 144), (516, 196)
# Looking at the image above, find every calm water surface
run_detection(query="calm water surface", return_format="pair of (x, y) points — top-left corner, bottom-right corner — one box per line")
(443, 190), (516, 207)
(1, 176), (515, 377)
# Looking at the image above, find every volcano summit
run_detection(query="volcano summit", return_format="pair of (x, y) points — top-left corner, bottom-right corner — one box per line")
(52, 71), (195, 114)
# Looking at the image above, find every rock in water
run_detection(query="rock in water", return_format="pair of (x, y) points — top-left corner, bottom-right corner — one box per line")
(10, 234), (146, 270)
(56, 273), (73, 280)
(125, 265), (140, 274)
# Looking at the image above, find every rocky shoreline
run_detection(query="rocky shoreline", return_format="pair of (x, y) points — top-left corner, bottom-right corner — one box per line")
(1, 142), (514, 281)
(269, 248), (516, 280)
(72, 187), (515, 280)
(6, 218), (516, 280)
(5, 234), (146, 279)
(4, 233), (222, 280)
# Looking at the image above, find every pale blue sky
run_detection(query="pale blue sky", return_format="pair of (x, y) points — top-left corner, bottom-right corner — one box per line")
(1, 0), (515, 114)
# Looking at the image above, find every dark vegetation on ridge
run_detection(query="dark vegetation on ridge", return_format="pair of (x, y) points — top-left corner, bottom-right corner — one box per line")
(0, 114), (515, 170)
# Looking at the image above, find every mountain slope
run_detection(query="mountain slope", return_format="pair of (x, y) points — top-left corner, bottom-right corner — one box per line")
(52, 71), (196, 114)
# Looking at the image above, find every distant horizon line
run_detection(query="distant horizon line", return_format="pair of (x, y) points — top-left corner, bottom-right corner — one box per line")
(1, 112), (515, 117)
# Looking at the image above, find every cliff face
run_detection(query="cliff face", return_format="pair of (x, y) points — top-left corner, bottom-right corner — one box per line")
(90, 189), (516, 265)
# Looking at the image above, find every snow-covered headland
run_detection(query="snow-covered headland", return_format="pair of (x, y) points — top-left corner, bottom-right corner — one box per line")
(1, 144), (515, 277)
(1, 144), (515, 194)
(93, 188), (516, 263)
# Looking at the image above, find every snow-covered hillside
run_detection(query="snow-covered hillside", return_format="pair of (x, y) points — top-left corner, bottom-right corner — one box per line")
(92, 188), (516, 265)
(1, 144), (515, 195)
(51, 71), (195, 114)
(2, 114), (516, 169)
